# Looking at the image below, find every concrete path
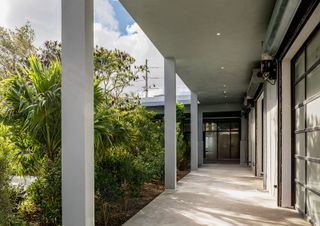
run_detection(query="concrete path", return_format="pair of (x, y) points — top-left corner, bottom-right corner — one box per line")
(123, 164), (309, 226)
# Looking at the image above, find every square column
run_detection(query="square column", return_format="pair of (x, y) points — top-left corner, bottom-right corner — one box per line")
(191, 92), (198, 170)
(240, 115), (248, 165)
(198, 109), (203, 166)
(61, 0), (94, 225)
(164, 57), (176, 190)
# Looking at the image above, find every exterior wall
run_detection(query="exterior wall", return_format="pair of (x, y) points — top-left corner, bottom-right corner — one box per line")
(281, 59), (292, 207)
(256, 93), (264, 177)
(248, 108), (255, 170)
(264, 82), (278, 197)
(198, 110), (203, 165)
(240, 116), (248, 165)
(145, 103), (241, 115)
(199, 103), (241, 113)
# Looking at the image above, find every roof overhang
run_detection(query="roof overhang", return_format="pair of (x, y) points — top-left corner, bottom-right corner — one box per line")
(120, 0), (276, 104)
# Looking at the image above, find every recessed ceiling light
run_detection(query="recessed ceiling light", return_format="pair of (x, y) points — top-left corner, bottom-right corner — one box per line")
(216, 32), (221, 36)
(223, 84), (226, 88)
(223, 91), (227, 94)
(221, 66), (224, 70)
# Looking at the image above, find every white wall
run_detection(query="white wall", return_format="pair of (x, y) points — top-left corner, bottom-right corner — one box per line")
(145, 102), (241, 114)
(264, 82), (278, 197)
(199, 103), (241, 113)
(256, 93), (264, 177)
(240, 116), (248, 165)
(248, 108), (255, 170)
(198, 110), (203, 166)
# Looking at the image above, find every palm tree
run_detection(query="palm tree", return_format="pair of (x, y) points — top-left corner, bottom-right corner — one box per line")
(1, 55), (61, 162)
(1, 55), (129, 164)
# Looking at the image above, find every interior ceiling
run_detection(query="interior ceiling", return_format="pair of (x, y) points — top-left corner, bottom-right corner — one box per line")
(120, 0), (276, 104)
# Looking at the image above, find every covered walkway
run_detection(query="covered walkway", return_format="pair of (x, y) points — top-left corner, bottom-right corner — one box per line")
(123, 164), (309, 226)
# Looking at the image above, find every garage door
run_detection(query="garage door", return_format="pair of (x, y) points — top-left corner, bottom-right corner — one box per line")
(293, 26), (320, 225)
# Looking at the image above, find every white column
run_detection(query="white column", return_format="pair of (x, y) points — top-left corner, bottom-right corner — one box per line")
(191, 92), (198, 170)
(281, 59), (292, 207)
(240, 115), (248, 165)
(198, 109), (203, 166)
(61, 0), (94, 225)
(164, 57), (176, 190)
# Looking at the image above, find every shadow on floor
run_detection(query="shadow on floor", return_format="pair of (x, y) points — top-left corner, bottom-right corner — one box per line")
(123, 164), (309, 226)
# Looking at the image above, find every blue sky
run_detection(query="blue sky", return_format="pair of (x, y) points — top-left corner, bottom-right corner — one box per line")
(110, 0), (134, 35)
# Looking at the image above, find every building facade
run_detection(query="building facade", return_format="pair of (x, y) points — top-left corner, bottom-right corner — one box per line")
(60, 0), (320, 225)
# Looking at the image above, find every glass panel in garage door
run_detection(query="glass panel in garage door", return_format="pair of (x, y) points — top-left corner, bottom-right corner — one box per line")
(307, 190), (320, 225)
(295, 50), (305, 80)
(306, 97), (320, 128)
(295, 79), (305, 105)
(296, 183), (305, 213)
(307, 161), (320, 192)
(307, 131), (320, 158)
(296, 159), (305, 183)
(295, 106), (305, 130)
(307, 65), (320, 98)
(307, 30), (320, 70)
(295, 133), (305, 156)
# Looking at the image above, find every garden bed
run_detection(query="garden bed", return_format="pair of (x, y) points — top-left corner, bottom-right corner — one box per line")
(102, 170), (190, 226)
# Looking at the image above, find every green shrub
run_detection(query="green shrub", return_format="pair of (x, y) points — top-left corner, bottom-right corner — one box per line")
(95, 146), (146, 202)
(0, 123), (26, 225)
(95, 146), (148, 224)
(20, 157), (62, 225)
(0, 149), (12, 225)
(176, 122), (187, 170)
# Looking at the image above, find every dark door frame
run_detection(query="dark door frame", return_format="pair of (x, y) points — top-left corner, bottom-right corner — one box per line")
(203, 119), (241, 163)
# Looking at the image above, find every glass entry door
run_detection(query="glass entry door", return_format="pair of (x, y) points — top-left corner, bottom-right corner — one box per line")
(204, 132), (218, 161)
(203, 120), (240, 163)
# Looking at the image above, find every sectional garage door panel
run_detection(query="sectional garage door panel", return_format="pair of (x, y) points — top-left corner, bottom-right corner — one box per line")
(293, 27), (320, 225)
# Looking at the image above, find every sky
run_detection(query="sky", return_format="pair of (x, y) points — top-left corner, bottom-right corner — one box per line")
(0, 0), (190, 97)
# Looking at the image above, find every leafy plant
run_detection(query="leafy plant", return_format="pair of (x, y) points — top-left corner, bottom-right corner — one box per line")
(20, 157), (61, 225)
(0, 145), (12, 225)
(0, 24), (167, 225)
(2, 55), (61, 162)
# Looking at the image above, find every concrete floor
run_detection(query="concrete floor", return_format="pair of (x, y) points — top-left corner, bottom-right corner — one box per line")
(123, 164), (310, 226)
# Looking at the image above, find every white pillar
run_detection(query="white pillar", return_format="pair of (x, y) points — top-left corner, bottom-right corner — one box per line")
(240, 115), (248, 165)
(191, 92), (198, 170)
(281, 59), (292, 207)
(164, 57), (176, 190)
(198, 109), (203, 166)
(61, 0), (94, 225)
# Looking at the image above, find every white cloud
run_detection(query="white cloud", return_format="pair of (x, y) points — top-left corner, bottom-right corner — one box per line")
(0, 0), (61, 47)
(94, 0), (119, 30)
(0, 0), (189, 97)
